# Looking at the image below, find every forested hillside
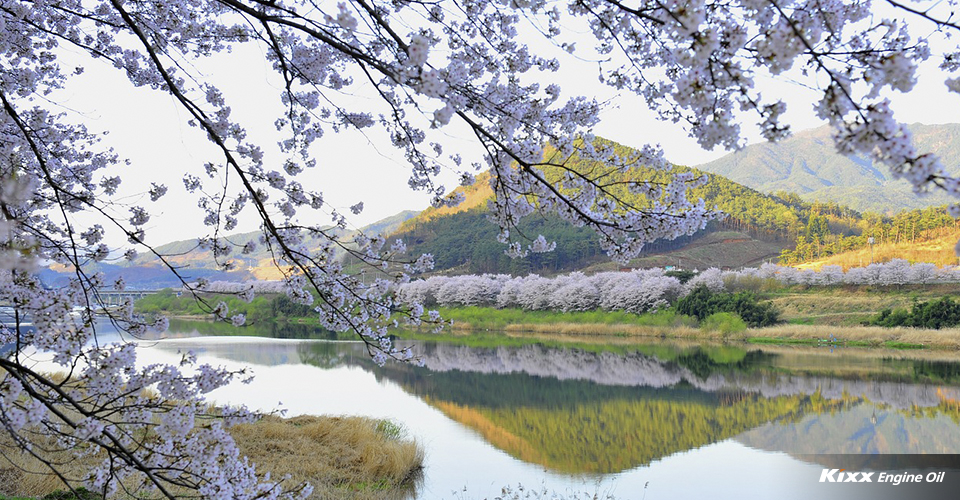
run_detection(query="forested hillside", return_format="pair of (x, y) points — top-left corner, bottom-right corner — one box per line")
(390, 138), (887, 274)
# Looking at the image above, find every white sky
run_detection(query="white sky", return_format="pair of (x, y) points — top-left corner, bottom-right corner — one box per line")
(44, 5), (960, 248)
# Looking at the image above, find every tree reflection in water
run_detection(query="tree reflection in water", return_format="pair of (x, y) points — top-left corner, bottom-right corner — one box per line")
(156, 322), (960, 476)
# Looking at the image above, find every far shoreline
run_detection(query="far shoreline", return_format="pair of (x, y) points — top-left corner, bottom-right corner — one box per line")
(394, 307), (960, 351)
(151, 306), (960, 351)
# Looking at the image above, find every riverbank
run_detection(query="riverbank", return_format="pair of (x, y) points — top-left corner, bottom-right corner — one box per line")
(404, 306), (960, 350)
(149, 304), (960, 351)
(0, 415), (423, 500)
(134, 281), (960, 346)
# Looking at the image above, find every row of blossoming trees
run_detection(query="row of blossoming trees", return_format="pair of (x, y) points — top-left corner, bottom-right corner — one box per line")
(390, 259), (955, 315)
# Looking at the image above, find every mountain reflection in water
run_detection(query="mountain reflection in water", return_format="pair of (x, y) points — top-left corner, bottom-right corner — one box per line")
(153, 331), (960, 478)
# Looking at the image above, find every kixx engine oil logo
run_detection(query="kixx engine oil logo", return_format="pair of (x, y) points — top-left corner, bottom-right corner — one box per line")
(819, 469), (946, 485)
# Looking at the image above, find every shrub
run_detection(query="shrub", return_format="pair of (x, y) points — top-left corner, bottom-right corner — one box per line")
(665, 269), (695, 284)
(867, 297), (960, 329)
(675, 285), (780, 328)
(700, 312), (748, 334)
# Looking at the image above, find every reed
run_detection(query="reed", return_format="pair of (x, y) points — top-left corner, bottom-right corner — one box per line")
(739, 324), (960, 349)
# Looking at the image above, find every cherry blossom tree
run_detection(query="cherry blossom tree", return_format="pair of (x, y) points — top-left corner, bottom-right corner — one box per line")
(597, 271), (682, 313)
(844, 265), (869, 285)
(684, 267), (725, 293)
(394, 276), (437, 307)
(435, 276), (466, 307)
(877, 258), (911, 286)
(549, 272), (600, 312)
(4, 0), (960, 497)
(818, 265), (845, 286)
(456, 274), (510, 306)
(909, 262), (939, 285)
(496, 276), (526, 309)
(516, 275), (555, 310)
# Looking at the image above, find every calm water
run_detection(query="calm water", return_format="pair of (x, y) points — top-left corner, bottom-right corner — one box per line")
(131, 323), (960, 500)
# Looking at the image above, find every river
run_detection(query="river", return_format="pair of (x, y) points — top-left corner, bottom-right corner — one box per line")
(133, 322), (960, 500)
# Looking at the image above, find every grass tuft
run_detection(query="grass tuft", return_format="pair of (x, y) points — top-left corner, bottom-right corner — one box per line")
(230, 415), (424, 499)
(700, 312), (748, 335)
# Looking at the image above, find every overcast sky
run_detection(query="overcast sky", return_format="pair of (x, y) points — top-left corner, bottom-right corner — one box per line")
(47, 9), (960, 248)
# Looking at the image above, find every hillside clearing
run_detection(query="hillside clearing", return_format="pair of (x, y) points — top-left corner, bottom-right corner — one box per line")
(796, 228), (960, 270)
(584, 231), (787, 272)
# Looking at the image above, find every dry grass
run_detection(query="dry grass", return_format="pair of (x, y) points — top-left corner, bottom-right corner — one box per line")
(489, 317), (960, 350)
(797, 229), (960, 270)
(769, 292), (912, 320)
(0, 413), (423, 500)
(584, 231), (787, 273)
(0, 372), (123, 497)
(733, 324), (960, 349)
(231, 415), (423, 500)
(0, 424), (102, 497)
(768, 286), (960, 327)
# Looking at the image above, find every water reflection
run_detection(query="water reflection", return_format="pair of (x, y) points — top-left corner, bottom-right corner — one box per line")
(167, 318), (339, 339)
(358, 343), (960, 474)
(152, 325), (960, 481)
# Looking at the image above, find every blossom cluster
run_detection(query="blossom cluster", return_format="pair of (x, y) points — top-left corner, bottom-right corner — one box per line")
(3, 0), (960, 496)
(397, 269), (686, 314)
(738, 259), (952, 287)
(579, 0), (960, 220)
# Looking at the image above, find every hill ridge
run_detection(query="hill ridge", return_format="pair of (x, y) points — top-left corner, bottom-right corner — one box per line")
(694, 123), (960, 213)
(388, 138), (849, 274)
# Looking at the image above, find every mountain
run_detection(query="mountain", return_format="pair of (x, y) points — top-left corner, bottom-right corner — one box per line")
(388, 139), (851, 274)
(51, 127), (954, 285)
(358, 209), (419, 236)
(129, 209), (421, 277)
(38, 210), (419, 288)
(694, 123), (960, 213)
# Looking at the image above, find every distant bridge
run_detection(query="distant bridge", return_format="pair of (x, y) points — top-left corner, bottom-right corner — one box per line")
(0, 290), (161, 313)
(1, 292), (162, 356)
(95, 289), (161, 306)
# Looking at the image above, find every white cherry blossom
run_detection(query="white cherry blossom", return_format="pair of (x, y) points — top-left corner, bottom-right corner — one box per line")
(3, 0), (960, 496)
